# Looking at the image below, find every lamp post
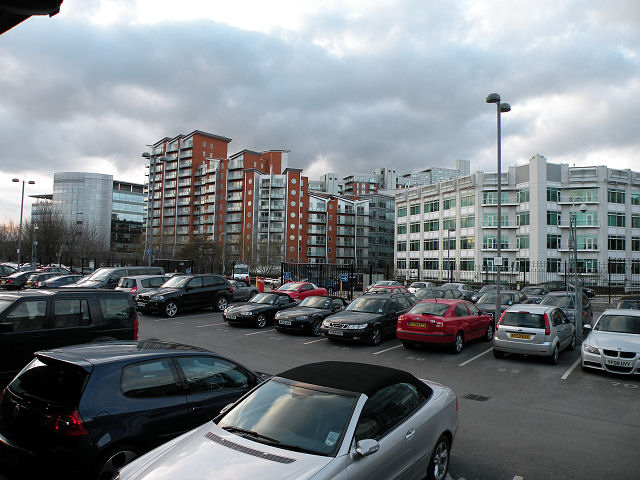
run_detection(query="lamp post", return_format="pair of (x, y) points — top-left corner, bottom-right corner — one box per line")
(486, 93), (510, 322)
(569, 196), (587, 340)
(31, 224), (39, 268)
(12, 178), (35, 269)
(447, 227), (455, 282)
(221, 231), (227, 276)
(142, 152), (167, 266)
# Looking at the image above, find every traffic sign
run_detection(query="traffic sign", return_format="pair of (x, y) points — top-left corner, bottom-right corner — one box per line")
(146, 249), (153, 254)
(283, 272), (292, 280)
(339, 273), (349, 282)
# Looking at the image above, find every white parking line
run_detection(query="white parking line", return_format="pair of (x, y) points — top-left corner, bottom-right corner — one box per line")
(195, 322), (227, 328)
(561, 358), (581, 380)
(172, 321), (184, 325)
(458, 348), (492, 367)
(245, 329), (276, 336)
(373, 345), (403, 355)
(304, 338), (328, 344)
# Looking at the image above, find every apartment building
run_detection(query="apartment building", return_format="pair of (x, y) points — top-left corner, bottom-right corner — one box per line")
(394, 154), (640, 287)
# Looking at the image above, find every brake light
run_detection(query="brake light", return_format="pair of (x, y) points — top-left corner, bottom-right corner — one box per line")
(134, 316), (139, 340)
(455, 396), (458, 412)
(6, 279), (12, 284)
(496, 310), (507, 328)
(130, 286), (137, 295)
(43, 410), (88, 436)
(544, 313), (551, 335)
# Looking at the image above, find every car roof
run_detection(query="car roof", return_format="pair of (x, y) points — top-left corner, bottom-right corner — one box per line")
(505, 304), (555, 313)
(122, 274), (168, 279)
(277, 361), (427, 397)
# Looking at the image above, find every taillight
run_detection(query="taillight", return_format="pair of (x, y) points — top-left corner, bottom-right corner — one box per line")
(130, 286), (137, 295)
(6, 279), (12, 284)
(43, 410), (88, 436)
(455, 396), (459, 412)
(543, 313), (551, 335)
(134, 317), (139, 340)
(496, 310), (507, 328)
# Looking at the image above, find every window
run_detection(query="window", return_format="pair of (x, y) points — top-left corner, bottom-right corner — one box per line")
(460, 194), (475, 207)
(409, 222), (420, 233)
(443, 238), (456, 250)
(517, 211), (530, 226)
(483, 191), (497, 205)
(423, 259), (438, 270)
(423, 199), (439, 212)
(409, 204), (420, 215)
(577, 236), (598, 250)
(608, 235), (626, 250)
(396, 260), (406, 269)
(409, 259), (420, 269)
(546, 258), (561, 273)
(188, 277), (203, 288)
(460, 237), (474, 249)
(443, 197), (456, 210)
(632, 192), (640, 206)
(176, 356), (250, 393)
(633, 237), (640, 251)
(5, 300), (48, 331)
(483, 213), (497, 227)
(397, 206), (407, 217)
(443, 218), (456, 231)
(516, 234), (530, 249)
(547, 187), (560, 202)
(547, 234), (561, 249)
(397, 241), (407, 252)
(566, 188), (598, 203)
(632, 214), (640, 228)
(454, 304), (469, 317)
(409, 240), (420, 251)
(516, 258), (530, 272)
(121, 359), (182, 397)
(574, 211), (597, 226)
(483, 235), (496, 249)
(99, 296), (133, 324)
(53, 299), (91, 328)
(516, 188), (530, 203)
(397, 224), (406, 234)
(608, 212), (626, 227)
(460, 215), (475, 228)
(424, 219), (439, 232)
(423, 239), (439, 251)
(459, 259), (474, 271)
(608, 259), (626, 274)
(608, 188), (625, 204)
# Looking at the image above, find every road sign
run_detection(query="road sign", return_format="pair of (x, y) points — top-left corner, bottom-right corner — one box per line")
(339, 273), (349, 282)
(146, 249), (153, 254)
(283, 271), (292, 280)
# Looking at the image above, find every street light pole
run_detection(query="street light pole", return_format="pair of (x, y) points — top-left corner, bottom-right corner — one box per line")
(12, 178), (35, 268)
(486, 93), (511, 322)
(221, 231), (227, 276)
(31, 224), (39, 268)
(570, 196), (587, 340)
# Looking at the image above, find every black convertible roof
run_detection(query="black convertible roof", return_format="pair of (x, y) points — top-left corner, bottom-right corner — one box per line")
(277, 361), (430, 397)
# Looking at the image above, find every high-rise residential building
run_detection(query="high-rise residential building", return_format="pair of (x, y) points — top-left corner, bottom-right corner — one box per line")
(394, 154), (640, 288)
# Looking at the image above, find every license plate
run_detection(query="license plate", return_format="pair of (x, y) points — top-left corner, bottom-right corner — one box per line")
(409, 321), (428, 328)
(137, 302), (146, 308)
(279, 320), (292, 325)
(328, 329), (344, 336)
(509, 333), (531, 339)
(226, 315), (236, 320)
(605, 359), (632, 367)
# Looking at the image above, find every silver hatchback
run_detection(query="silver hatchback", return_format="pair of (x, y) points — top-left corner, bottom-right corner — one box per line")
(493, 304), (576, 364)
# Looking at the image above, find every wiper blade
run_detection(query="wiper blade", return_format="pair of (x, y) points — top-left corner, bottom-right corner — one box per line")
(222, 426), (281, 444)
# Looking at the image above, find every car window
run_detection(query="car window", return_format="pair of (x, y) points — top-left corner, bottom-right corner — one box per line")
(121, 359), (182, 397)
(467, 302), (481, 316)
(176, 356), (250, 393)
(5, 300), (48, 331)
(332, 299), (345, 310)
(301, 284), (313, 291)
(98, 296), (133, 325)
(385, 299), (400, 313)
(501, 311), (545, 329)
(151, 277), (167, 287)
(188, 277), (203, 288)
(355, 383), (424, 442)
(53, 299), (91, 328)
(558, 309), (569, 324)
(9, 357), (88, 404)
(141, 279), (152, 288)
(454, 304), (469, 317)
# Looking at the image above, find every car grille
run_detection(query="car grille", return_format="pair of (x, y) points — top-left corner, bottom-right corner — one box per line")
(138, 294), (150, 301)
(603, 349), (636, 358)
(328, 323), (349, 329)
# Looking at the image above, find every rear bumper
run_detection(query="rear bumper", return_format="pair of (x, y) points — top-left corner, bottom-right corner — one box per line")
(396, 328), (454, 344)
(493, 336), (554, 356)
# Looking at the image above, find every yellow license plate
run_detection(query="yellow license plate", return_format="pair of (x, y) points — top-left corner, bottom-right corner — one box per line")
(509, 333), (531, 339)
(409, 322), (428, 328)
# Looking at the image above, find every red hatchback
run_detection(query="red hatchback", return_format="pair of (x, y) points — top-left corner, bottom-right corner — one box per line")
(397, 299), (494, 353)
(276, 282), (328, 300)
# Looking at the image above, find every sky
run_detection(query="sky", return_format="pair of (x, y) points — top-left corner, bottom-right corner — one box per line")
(1, 0), (639, 223)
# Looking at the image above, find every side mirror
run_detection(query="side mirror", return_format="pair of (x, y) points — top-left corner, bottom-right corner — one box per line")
(355, 439), (379, 457)
(583, 324), (592, 330)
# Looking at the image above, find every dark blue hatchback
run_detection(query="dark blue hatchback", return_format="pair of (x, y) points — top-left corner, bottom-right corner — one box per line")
(0, 340), (262, 480)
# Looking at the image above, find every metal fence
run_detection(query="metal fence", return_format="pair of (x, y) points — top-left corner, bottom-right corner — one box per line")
(281, 262), (357, 300)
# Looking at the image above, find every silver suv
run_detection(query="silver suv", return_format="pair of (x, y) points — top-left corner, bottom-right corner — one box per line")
(493, 304), (576, 364)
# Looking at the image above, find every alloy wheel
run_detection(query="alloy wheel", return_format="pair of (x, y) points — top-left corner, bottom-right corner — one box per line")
(164, 301), (178, 317)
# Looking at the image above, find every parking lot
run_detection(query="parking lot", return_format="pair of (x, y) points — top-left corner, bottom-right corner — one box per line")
(138, 300), (640, 480)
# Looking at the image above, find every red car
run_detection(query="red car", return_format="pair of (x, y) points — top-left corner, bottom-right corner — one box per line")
(397, 299), (494, 353)
(276, 282), (328, 300)
(366, 284), (410, 295)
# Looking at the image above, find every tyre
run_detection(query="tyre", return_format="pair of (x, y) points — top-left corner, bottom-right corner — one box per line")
(483, 321), (495, 342)
(493, 349), (505, 359)
(368, 327), (382, 346)
(164, 301), (178, 318)
(401, 340), (417, 349)
(95, 444), (142, 480)
(311, 319), (322, 336)
(451, 332), (464, 354)
(255, 314), (267, 329)
(548, 345), (559, 365)
(426, 435), (451, 480)
(215, 296), (229, 312)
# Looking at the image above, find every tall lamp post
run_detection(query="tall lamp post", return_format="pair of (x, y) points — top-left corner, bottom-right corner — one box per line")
(221, 231), (227, 276)
(142, 152), (167, 266)
(12, 178), (35, 268)
(569, 196), (587, 340)
(31, 224), (39, 268)
(486, 93), (511, 321)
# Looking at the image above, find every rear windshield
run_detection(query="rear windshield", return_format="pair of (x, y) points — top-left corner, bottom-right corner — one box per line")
(118, 278), (136, 288)
(501, 311), (545, 328)
(541, 295), (573, 308)
(409, 302), (450, 316)
(617, 300), (640, 309)
(9, 357), (88, 404)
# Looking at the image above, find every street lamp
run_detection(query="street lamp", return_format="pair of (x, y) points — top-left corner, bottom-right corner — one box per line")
(221, 231), (227, 276)
(142, 152), (167, 266)
(569, 196), (587, 340)
(12, 178), (35, 269)
(447, 227), (455, 282)
(31, 224), (39, 268)
(486, 93), (511, 322)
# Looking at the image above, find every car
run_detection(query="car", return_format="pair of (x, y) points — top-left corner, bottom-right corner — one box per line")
(538, 280), (568, 292)
(115, 274), (170, 296)
(407, 281), (436, 294)
(320, 293), (414, 346)
(397, 299), (495, 353)
(68, 266), (165, 289)
(364, 280), (403, 292)
(229, 280), (259, 301)
(469, 284), (510, 303)
(616, 295), (640, 310)
(274, 295), (348, 336)
(365, 284), (411, 295)
(0, 270), (38, 290)
(23, 271), (62, 288)
(116, 361), (459, 480)
(520, 286), (550, 304)
(38, 266), (71, 275)
(223, 292), (298, 328)
(304, 277), (341, 295)
(136, 274), (233, 317)
(36, 274), (84, 288)
(0, 289), (137, 386)
(276, 281), (328, 300)
(581, 309), (640, 374)
(439, 283), (477, 301)
(0, 264), (17, 278)
(476, 290), (529, 319)
(493, 304), (576, 364)
(539, 291), (593, 328)
(0, 341), (264, 479)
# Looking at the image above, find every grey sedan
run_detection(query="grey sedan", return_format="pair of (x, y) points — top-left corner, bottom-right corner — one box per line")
(117, 361), (459, 480)
(230, 280), (259, 301)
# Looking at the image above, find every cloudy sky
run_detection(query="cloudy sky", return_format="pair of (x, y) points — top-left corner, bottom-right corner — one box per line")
(1, 0), (638, 223)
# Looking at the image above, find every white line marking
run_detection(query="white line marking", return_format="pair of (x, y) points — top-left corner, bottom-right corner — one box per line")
(304, 338), (328, 345)
(561, 358), (581, 380)
(172, 321), (184, 325)
(373, 345), (403, 355)
(195, 322), (227, 328)
(513, 476), (525, 480)
(245, 329), (276, 336)
(458, 348), (492, 367)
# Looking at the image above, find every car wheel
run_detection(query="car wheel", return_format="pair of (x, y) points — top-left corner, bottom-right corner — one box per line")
(548, 345), (559, 365)
(311, 319), (322, 336)
(95, 444), (142, 480)
(368, 327), (382, 346)
(255, 314), (267, 329)
(451, 332), (464, 354)
(427, 434), (451, 480)
(401, 340), (416, 349)
(493, 349), (504, 359)
(164, 301), (178, 318)
(215, 296), (229, 312)
(568, 334), (576, 351)
(483, 321), (495, 342)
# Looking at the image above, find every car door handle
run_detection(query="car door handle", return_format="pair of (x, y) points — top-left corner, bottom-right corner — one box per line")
(405, 429), (415, 440)
(191, 405), (205, 414)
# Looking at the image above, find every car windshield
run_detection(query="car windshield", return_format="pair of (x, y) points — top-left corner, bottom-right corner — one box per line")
(594, 314), (640, 334)
(299, 296), (331, 309)
(501, 311), (545, 328)
(161, 276), (191, 288)
(415, 289), (443, 300)
(278, 283), (302, 291)
(541, 295), (573, 308)
(80, 268), (114, 282)
(522, 287), (544, 295)
(440, 283), (458, 289)
(346, 297), (387, 313)
(409, 302), (450, 316)
(478, 293), (513, 304)
(409, 282), (426, 289)
(250, 293), (280, 304)
(217, 378), (356, 456)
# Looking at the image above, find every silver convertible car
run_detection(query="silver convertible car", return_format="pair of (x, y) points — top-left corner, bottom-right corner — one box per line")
(115, 361), (459, 480)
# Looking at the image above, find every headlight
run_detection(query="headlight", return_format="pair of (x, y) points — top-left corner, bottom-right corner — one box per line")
(322, 320), (331, 327)
(583, 343), (599, 354)
(151, 295), (165, 301)
(240, 311), (253, 316)
(347, 324), (368, 330)
(274, 312), (281, 319)
(296, 315), (309, 320)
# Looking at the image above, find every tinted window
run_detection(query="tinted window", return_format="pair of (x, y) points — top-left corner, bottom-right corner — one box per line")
(409, 302), (449, 316)
(385, 299), (400, 313)
(211, 276), (227, 286)
(176, 356), (250, 393)
(347, 297), (387, 313)
(9, 357), (88, 404)
(150, 277), (167, 287)
(467, 303), (481, 316)
(454, 304), (469, 317)
(188, 277), (203, 288)
(53, 299), (91, 327)
(618, 300), (640, 309)
(98, 296), (133, 325)
(5, 300), (48, 331)
(121, 359), (182, 397)
(501, 311), (545, 328)
(299, 296), (332, 309)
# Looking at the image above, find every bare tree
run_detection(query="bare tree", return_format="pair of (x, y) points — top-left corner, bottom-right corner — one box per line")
(253, 241), (282, 277)
(178, 236), (221, 274)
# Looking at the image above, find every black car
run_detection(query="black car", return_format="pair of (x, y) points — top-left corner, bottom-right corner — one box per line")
(617, 295), (640, 309)
(415, 287), (463, 301)
(520, 285), (550, 304)
(539, 281), (595, 298)
(136, 274), (233, 317)
(274, 295), (348, 336)
(24, 272), (62, 288)
(476, 290), (529, 319)
(0, 340), (263, 480)
(37, 274), (84, 288)
(320, 293), (414, 346)
(0, 270), (37, 290)
(223, 292), (298, 328)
